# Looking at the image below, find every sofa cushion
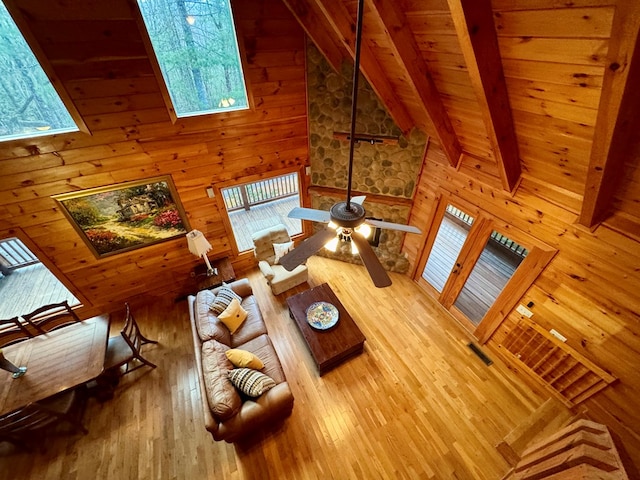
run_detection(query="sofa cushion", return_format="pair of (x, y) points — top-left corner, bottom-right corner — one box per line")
(238, 334), (286, 384)
(229, 298), (268, 347)
(195, 290), (231, 345)
(268, 264), (308, 296)
(210, 286), (243, 315)
(225, 348), (264, 369)
(200, 340), (242, 421)
(228, 368), (276, 397)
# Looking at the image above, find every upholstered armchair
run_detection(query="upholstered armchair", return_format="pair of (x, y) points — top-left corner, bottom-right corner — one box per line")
(251, 224), (308, 295)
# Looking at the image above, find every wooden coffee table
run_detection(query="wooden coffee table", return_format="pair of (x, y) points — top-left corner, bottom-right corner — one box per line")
(286, 283), (365, 376)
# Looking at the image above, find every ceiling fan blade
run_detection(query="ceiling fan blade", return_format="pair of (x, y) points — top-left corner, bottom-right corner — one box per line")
(287, 207), (331, 223)
(279, 227), (337, 271)
(351, 195), (366, 205)
(351, 232), (392, 288)
(365, 218), (421, 234)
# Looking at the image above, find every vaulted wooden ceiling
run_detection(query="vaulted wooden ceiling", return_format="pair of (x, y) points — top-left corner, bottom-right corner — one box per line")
(281, 0), (640, 233)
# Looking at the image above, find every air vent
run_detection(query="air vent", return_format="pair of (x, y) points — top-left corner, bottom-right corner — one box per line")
(468, 343), (493, 366)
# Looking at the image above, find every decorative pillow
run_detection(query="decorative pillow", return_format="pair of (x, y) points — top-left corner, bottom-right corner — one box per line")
(210, 286), (243, 315)
(225, 349), (264, 369)
(217, 298), (248, 334)
(228, 368), (276, 397)
(273, 241), (294, 264)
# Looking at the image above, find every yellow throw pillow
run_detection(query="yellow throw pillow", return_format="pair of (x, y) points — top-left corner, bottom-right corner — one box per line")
(225, 349), (264, 370)
(217, 298), (248, 334)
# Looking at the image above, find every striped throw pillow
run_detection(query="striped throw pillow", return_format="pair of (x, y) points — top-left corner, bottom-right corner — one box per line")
(228, 368), (276, 397)
(210, 286), (243, 315)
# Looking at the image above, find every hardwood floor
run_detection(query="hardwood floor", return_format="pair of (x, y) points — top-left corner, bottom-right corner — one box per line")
(0, 256), (545, 479)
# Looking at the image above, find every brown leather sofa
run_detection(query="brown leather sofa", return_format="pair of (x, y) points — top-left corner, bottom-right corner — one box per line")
(187, 278), (294, 442)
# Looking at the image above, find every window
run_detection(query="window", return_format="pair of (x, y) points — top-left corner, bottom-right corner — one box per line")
(0, 2), (77, 142)
(0, 236), (79, 319)
(137, 0), (249, 118)
(221, 173), (302, 252)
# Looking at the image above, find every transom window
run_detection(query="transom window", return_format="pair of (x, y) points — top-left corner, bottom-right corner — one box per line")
(137, 0), (249, 118)
(0, 2), (77, 142)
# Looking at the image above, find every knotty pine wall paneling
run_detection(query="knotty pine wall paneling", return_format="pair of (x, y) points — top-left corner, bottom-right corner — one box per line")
(494, 2), (615, 208)
(0, 0), (308, 315)
(405, 141), (640, 465)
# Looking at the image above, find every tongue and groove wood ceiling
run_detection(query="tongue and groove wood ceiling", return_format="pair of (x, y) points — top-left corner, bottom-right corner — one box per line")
(281, 0), (640, 234)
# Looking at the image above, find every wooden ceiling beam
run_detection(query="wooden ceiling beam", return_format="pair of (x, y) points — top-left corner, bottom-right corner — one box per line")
(366, 0), (462, 167)
(579, 2), (640, 228)
(280, 0), (347, 72)
(447, 0), (521, 193)
(310, 0), (414, 134)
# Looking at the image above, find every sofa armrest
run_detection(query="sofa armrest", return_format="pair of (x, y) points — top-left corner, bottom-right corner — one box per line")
(258, 260), (275, 281)
(188, 295), (221, 437)
(215, 382), (294, 442)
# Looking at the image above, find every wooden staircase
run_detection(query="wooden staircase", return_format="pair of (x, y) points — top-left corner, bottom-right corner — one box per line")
(497, 398), (582, 466)
(500, 414), (631, 479)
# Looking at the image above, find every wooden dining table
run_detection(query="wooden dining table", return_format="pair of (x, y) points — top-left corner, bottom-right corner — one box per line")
(0, 315), (110, 416)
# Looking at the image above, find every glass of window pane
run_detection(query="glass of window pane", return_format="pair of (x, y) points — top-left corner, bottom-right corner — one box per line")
(0, 3), (77, 142)
(422, 204), (475, 292)
(453, 230), (528, 325)
(222, 173), (302, 252)
(137, 0), (249, 117)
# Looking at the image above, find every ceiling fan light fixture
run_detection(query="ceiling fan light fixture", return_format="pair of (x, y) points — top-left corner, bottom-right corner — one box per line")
(324, 236), (339, 252)
(351, 241), (359, 255)
(355, 223), (371, 239)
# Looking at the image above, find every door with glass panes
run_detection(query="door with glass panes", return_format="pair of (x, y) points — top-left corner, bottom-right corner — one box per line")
(416, 193), (555, 341)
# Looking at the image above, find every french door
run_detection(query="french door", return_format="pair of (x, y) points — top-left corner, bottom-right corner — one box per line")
(416, 192), (556, 343)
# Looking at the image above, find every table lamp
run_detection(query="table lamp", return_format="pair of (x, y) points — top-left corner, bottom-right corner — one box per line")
(186, 229), (217, 277)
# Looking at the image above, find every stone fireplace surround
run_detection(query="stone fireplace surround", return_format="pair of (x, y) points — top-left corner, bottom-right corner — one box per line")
(306, 44), (428, 273)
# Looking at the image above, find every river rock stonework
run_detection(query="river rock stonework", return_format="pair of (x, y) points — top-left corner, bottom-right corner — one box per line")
(306, 43), (427, 272)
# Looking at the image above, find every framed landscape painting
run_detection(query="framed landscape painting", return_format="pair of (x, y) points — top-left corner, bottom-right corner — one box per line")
(54, 176), (190, 258)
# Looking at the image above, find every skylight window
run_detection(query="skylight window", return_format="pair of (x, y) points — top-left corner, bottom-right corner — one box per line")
(0, 2), (78, 142)
(137, 0), (249, 118)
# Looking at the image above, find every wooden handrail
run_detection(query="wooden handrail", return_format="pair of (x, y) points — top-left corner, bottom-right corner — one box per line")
(498, 317), (617, 407)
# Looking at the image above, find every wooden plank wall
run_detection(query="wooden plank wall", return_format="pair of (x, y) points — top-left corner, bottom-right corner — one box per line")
(494, 0), (615, 212)
(405, 140), (640, 465)
(0, 0), (308, 315)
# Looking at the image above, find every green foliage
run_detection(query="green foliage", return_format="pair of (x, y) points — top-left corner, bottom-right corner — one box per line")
(0, 3), (76, 140)
(65, 199), (105, 228)
(137, 0), (248, 116)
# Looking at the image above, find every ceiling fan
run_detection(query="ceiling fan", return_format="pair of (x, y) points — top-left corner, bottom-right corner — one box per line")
(279, 0), (421, 288)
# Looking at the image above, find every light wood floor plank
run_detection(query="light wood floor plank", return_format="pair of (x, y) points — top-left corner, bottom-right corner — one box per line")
(0, 256), (545, 479)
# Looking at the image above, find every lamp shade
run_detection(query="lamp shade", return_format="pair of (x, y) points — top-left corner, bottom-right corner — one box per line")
(186, 230), (212, 257)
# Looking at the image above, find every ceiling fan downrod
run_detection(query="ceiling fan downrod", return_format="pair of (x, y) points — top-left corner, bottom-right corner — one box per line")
(346, 0), (365, 212)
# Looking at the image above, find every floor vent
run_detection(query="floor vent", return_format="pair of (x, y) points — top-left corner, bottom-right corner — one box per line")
(468, 343), (493, 366)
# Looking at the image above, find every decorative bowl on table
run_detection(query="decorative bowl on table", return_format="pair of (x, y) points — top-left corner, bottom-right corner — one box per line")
(305, 301), (339, 330)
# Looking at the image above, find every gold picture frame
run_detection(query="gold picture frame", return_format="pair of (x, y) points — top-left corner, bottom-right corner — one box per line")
(54, 175), (190, 259)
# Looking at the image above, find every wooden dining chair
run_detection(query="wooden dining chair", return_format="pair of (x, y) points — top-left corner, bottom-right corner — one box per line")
(104, 303), (158, 377)
(22, 300), (81, 335)
(0, 317), (33, 348)
(0, 387), (88, 452)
